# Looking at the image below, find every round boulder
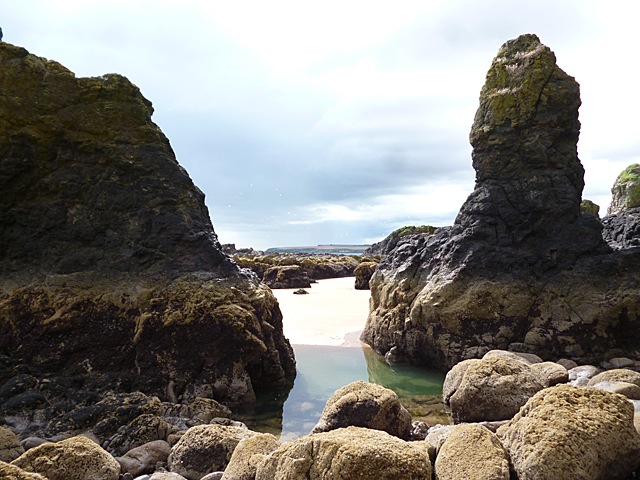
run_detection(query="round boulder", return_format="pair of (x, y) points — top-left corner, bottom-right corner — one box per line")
(222, 432), (280, 480)
(497, 384), (640, 480)
(587, 368), (640, 388)
(448, 356), (545, 423)
(167, 424), (257, 480)
(10, 435), (120, 480)
(434, 424), (509, 480)
(255, 426), (432, 480)
(311, 381), (412, 439)
(117, 440), (171, 476)
(529, 361), (568, 387)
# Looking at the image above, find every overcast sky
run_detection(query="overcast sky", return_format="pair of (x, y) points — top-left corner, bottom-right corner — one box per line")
(3, 1), (639, 249)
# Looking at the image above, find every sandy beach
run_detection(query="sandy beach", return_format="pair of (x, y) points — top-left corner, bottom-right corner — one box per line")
(272, 277), (370, 346)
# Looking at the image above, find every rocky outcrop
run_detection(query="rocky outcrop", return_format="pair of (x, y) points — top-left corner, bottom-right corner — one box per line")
(354, 261), (377, 290)
(362, 33), (640, 370)
(262, 265), (311, 289)
(221, 433), (280, 480)
(0, 38), (295, 406)
(602, 164), (640, 249)
(364, 225), (438, 256)
(497, 384), (640, 480)
(310, 381), (412, 439)
(255, 426), (433, 480)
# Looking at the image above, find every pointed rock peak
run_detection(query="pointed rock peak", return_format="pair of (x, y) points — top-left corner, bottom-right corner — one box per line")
(608, 164), (640, 215)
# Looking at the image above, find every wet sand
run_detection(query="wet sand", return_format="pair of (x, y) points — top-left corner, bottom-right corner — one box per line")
(272, 277), (370, 346)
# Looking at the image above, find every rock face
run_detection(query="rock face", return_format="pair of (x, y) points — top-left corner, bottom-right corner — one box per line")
(497, 384), (640, 480)
(255, 426), (432, 480)
(0, 38), (295, 405)
(362, 34), (640, 370)
(364, 225), (437, 256)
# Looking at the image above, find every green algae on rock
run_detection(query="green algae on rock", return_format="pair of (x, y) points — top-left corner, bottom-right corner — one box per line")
(608, 163), (640, 215)
(0, 37), (294, 406)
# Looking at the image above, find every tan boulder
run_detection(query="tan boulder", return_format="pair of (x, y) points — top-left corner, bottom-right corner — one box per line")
(442, 358), (479, 404)
(587, 368), (640, 388)
(117, 439), (171, 476)
(529, 361), (568, 387)
(255, 426), (432, 480)
(497, 384), (640, 480)
(311, 381), (412, 439)
(0, 427), (24, 463)
(221, 432), (280, 480)
(482, 349), (542, 365)
(0, 462), (48, 480)
(434, 424), (509, 480)
(168, 424), (257, 480)
(448, 356), (545, 423)
(10, 435), (120, 480)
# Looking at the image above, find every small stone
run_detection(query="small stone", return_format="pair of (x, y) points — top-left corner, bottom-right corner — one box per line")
(568, 365), (601, 385)
(529, 361), (568, 387)
(292, 288), (308, 295)
(557, 358), (578, 370)
(609, 357), (636, 369)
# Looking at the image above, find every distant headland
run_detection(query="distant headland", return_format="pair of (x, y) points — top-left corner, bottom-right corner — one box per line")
(265, 244), (371, 255)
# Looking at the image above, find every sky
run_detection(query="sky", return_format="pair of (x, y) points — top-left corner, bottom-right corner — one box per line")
(2, 1), (639, 249)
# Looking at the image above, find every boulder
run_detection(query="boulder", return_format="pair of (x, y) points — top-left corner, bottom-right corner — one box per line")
(354, 261), (377, 290)
(568, 364), (601, 386)
(117, 440), (171, 476)
(0, 462), (48, 480)
(497, 384), (640, 480)
(262, 265), (311, 289)
(0, 426), (24, 463)
(529, 361), (568, 387)
(442, 359), (479, 404)
(587, 368), (640, 388)
(10, 435), (120, 480)
(591, 381), (640, 400)
(448, 356), (546, 423)
(362, 33), (640, 370)
(150, 473), (188, 480)
(310, 381), (412, 439)
(167, 424), (257, 480)
(255, 426), (432, 480)
(221, 433), (280, 480)
(434, 424), (509, 480)
(482, 350), (542, 364)
(104, 413), (176, 456)
(0, 37), (295, 406)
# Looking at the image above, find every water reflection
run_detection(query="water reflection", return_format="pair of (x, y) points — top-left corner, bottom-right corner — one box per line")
(232, 342), (448, 441)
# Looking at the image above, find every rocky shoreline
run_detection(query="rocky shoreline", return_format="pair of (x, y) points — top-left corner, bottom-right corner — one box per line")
(4, 349), (640, 478)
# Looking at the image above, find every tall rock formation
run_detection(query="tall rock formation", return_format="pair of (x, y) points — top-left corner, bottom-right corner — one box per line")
(362, 34), (640, 369)
(0, 37), (295, 405)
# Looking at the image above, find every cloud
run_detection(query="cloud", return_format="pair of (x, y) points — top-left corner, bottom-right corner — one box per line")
(2, 0), (638, 249)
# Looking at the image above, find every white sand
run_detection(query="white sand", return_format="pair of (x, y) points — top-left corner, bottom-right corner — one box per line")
(273, 277), (371, 346)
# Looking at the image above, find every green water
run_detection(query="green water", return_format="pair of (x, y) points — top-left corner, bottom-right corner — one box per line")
(233, 343), (446, 441)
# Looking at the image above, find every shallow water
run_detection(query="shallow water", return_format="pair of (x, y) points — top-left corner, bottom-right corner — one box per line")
(232, 277), (448, 440)
(233, 341), (448, 441)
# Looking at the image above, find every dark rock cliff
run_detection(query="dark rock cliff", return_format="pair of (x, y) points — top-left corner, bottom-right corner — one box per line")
(0, 38), (295, 405)
(362, 34), (640, 369)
